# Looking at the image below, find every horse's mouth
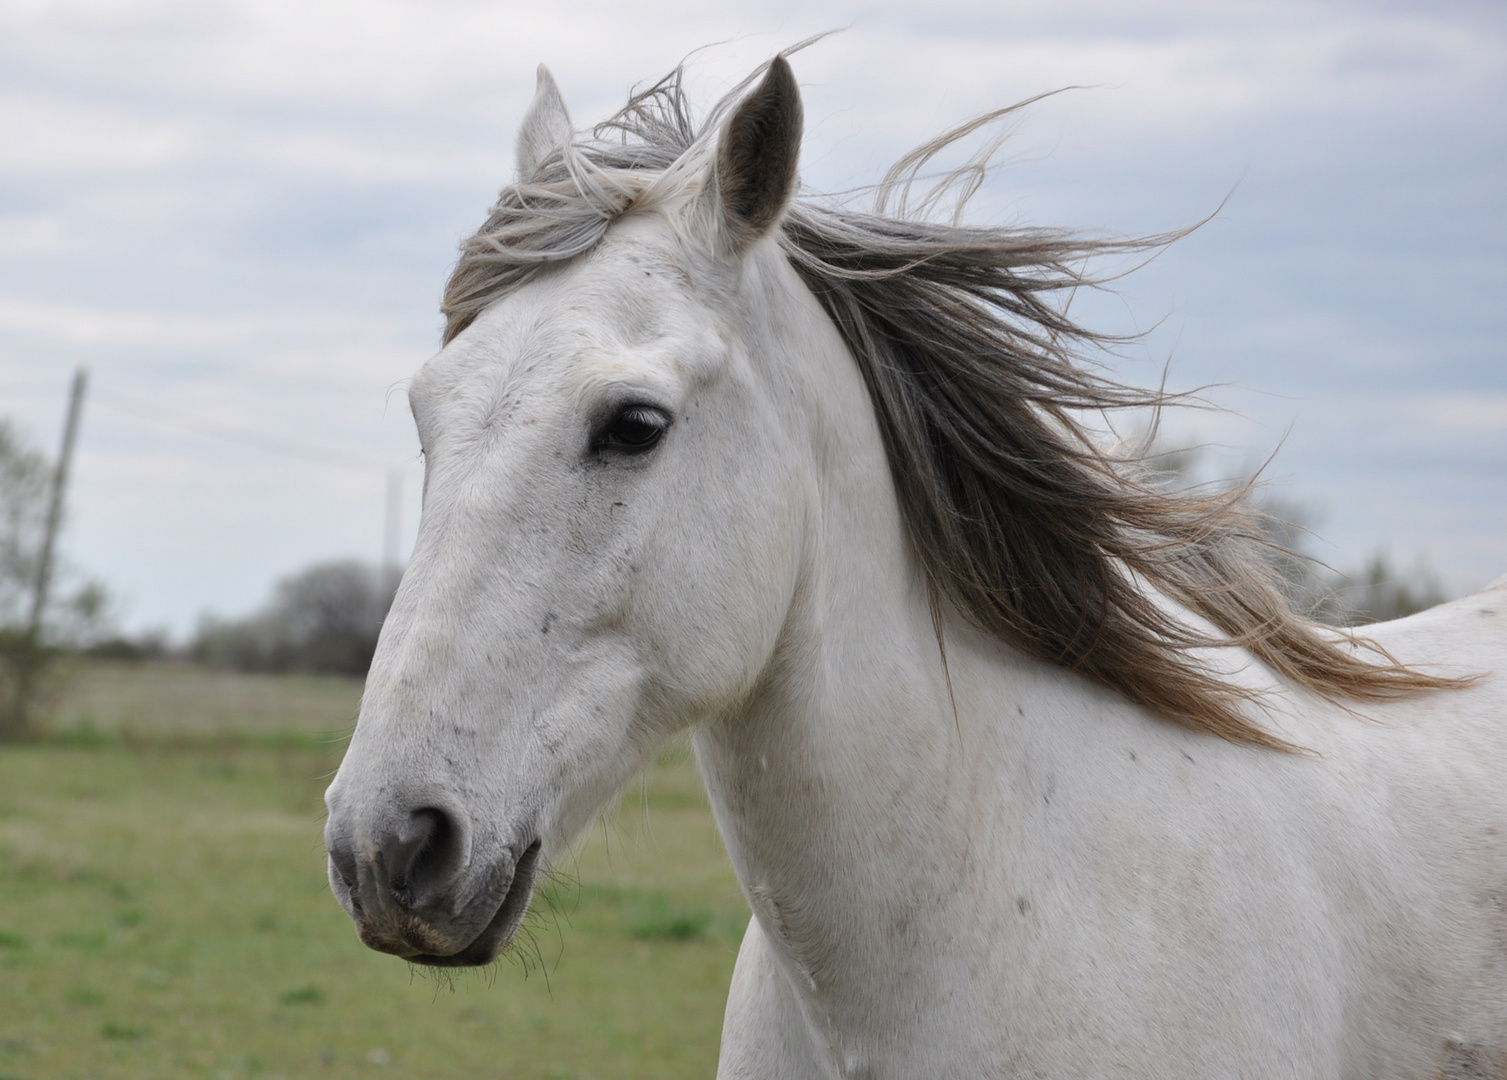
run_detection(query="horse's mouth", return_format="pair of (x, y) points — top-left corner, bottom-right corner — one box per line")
(385, 839), (543, 968)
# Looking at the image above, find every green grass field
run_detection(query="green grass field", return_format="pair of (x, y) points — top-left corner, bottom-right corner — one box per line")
(0, 662), (748, 1079)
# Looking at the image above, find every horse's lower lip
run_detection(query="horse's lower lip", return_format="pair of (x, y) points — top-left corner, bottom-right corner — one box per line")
(406, 838), (543, 968)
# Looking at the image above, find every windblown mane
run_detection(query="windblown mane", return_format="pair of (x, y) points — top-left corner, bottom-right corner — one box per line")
(442, 61), (1464, 749)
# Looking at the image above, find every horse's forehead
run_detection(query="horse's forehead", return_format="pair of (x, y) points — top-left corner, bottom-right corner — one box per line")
(416, 222), (719, 413)
(562, 226), (702, 340)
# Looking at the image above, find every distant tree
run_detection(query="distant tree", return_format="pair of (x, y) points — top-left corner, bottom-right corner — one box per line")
(85, 628), (171, 662)
(1137, 433), (1450, 627)
(0, 420), (113, 739)
(0, 422), (49, 738)
(194, 560), (397, 677)
(1310, 554), (1448, 626)
(0, 421), (49, 629)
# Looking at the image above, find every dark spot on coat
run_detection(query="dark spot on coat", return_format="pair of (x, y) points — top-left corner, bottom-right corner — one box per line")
(1181, 751), (1195, 764)
(1479, 888), (1507, 954)
(1438, 1037), (1506, 1078)
(1127, 750), (1137, 762)
(1016, 897), (1031, 916)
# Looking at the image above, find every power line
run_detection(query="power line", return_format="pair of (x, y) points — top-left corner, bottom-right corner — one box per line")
(0, 380), (73, 395)
(14, 379), (415, 577)
(93, 388), (396, 472)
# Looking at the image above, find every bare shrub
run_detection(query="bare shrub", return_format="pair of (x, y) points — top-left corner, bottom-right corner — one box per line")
(194, 560), (397, 677)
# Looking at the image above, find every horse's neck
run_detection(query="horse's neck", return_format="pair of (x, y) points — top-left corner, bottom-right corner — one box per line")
(692, 253), (1089, 994)
(694, 530), (1013, 909)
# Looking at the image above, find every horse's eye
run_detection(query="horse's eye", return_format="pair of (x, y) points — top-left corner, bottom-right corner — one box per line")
(596, 405), (670, 455)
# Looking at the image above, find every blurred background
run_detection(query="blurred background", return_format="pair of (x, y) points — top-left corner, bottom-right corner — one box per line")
(0, 1), (1502, 1077)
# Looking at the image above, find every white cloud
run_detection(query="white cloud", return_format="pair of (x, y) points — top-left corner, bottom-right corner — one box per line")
(0, 298), (403, 349)
(0, 214), (69, 256)
(229, 128), (509, 185)
(1422, 394), (1507, 432)
(0, 93), (190, 176)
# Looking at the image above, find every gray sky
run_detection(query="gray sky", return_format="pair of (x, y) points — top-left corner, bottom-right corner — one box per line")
(2, 0), (1503, 636)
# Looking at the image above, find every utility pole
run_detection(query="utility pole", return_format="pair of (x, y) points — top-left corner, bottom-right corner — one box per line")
(4, 367), (88, 740)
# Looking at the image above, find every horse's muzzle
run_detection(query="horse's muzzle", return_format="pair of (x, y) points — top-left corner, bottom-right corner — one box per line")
(324, 800), (541, 967)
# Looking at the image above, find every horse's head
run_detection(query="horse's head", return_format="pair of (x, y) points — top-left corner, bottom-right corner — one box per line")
(323, 60), (817, 965)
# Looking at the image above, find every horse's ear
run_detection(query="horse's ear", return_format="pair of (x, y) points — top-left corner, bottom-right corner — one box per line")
(516, 65), (573, 181)
(710, 56), (803, 253)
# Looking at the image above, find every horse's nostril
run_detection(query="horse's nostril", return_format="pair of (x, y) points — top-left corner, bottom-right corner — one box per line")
(388, 806), (466, 907)
(327, 835), (360, 893)
(325, 800), (471, 919)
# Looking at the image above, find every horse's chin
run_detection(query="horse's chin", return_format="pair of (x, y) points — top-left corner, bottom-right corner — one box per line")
(362, 839), (544, 968)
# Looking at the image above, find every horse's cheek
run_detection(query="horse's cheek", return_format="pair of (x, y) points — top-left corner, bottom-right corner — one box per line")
(633, 451), (802, 712)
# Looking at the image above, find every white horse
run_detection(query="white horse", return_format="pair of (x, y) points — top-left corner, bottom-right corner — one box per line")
(323, 57), (1507, 1077)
